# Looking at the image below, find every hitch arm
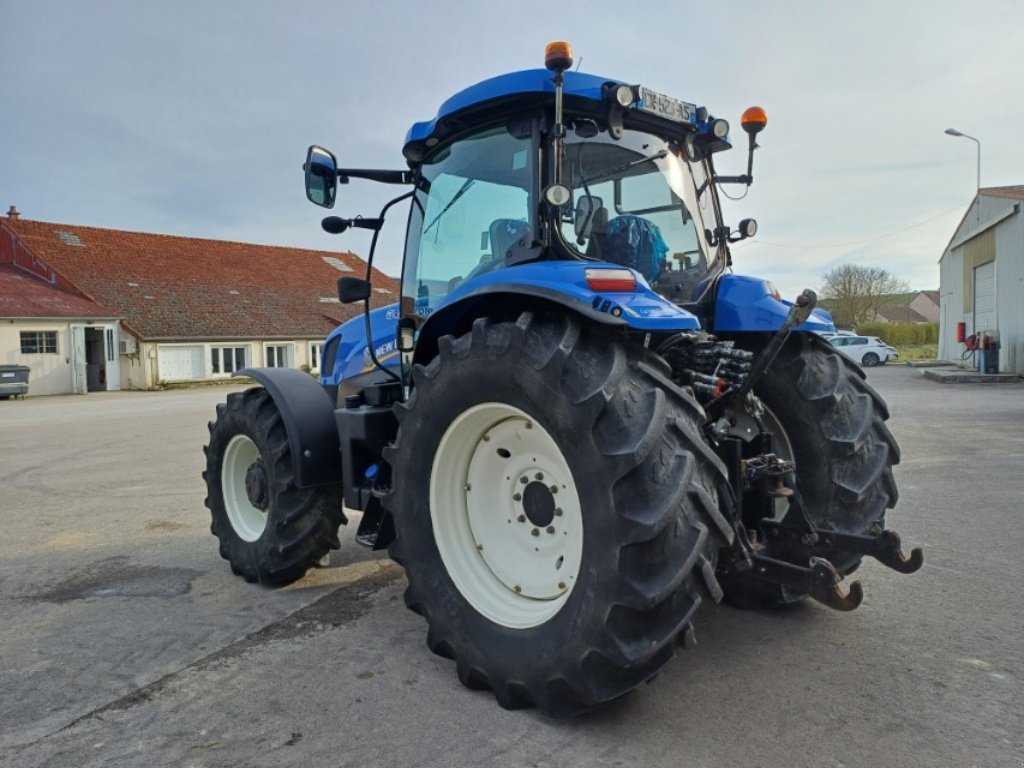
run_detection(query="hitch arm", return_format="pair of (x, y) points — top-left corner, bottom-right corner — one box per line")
(720, 553), (864, 611)
(761, 521), (924, 575)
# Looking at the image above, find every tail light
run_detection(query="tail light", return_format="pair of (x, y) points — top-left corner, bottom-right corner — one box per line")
(585, 268), (637, 292)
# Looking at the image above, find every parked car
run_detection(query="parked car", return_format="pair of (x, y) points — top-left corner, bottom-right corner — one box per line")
(829, 334), (899, 367)
(818, 329), (857, 340)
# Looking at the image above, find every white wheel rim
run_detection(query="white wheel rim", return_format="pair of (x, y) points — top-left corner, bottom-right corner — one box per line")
(222, 434), (269, 542)
(430, 402), (583, 629)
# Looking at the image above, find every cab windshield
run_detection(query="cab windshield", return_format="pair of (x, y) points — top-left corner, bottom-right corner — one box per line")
(402, 124), (534, 309)
(559, 124), (716, 303)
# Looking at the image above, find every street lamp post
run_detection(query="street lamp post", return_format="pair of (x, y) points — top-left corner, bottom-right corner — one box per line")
(944, 128), (981, 191)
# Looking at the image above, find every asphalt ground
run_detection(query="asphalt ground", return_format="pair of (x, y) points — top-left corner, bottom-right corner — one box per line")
(0, 367), (1020, 767)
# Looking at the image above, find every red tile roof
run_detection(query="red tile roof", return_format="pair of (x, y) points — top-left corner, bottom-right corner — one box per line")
(2, 218), (398, 340)
(0, 265), (118, 319)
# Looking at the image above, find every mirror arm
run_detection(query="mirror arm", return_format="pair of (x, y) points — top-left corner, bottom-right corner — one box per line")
(336, 168), (414, 185)
(361, 189), (415, 385)
(713, 174), (752, 185)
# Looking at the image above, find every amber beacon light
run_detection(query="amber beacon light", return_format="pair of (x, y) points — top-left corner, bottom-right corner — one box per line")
(741, 106), (768, 136)
(545, 41), (574, 72)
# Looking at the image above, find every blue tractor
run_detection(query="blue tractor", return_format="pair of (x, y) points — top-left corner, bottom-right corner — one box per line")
(204, 43), (921, 717)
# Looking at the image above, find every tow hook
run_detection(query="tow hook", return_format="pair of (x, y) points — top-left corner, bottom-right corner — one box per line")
(719, 455), (923, 611)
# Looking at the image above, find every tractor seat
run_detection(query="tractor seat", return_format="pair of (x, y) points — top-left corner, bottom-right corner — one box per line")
(594, 215), (669, 282)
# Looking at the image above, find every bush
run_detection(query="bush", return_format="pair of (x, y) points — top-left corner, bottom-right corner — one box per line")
(856, 322), (938, 346)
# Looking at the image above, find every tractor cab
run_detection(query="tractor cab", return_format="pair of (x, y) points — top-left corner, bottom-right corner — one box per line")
(305, 43), (768, 383)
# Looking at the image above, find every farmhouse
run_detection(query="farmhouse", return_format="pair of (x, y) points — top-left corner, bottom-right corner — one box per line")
(1, 209), (396, 395)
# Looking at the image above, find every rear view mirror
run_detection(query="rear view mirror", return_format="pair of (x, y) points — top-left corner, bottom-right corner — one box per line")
(305, 145), (338, 208)
(574, 195), (604, 238)
(337, 277), (371, 304)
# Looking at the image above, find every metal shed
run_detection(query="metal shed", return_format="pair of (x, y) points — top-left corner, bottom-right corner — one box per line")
(938, 186), (1024, 375)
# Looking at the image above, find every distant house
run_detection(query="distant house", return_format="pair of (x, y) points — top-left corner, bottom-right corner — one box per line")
(817, 289), (939, 328)
(1, 210), (396, 395)
(872, 291), (940, 324)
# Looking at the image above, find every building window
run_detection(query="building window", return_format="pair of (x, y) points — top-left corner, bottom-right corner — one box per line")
(309, 342), (323, 372)
(265, 344), (293, 368)
(20, 331), (58, 354)
(211, 346), (248, 375)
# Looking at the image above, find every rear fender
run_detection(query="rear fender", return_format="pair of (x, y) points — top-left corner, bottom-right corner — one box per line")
(234, 368), (342, 489)
(413, 261), (701, 367)
(713, 274), (835, 333)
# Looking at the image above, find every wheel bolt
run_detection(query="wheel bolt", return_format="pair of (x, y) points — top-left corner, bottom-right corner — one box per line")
(520, 476), (528, 484)
(549, 485), (558, 494)
(535, 472), (544, 481)
(531, 528), (540, 537)
(513, 493), (522, 502)
(464, 483), (472, 492)
(514, 585), (522, 593)
(546, 526), (555, 534)
(476, 544), (483, 551)
(558, 582), (566, 590)
(554, 508), (563, 516)
(517, 515), (526, 523)
(525, 422), (533, 429)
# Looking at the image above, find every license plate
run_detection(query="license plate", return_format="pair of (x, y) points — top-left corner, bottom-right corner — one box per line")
(636, 87), (696, 124)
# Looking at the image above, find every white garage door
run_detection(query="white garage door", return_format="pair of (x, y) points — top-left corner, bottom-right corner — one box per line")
(974, 261), (996, 334)
(157, 345), (204, 381)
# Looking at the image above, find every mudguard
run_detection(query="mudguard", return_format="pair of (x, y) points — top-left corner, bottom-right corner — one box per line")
(321, 260), (703, 388)
(713, 274), (835, 333)
(234, 368), (342, 488)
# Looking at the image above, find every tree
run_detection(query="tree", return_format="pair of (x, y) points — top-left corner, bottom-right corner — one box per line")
(820, 264), (910, 328)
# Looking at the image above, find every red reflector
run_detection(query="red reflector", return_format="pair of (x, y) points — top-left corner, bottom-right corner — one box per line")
(585, 268), (637, 292)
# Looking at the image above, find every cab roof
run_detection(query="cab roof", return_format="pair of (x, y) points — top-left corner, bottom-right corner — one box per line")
(405, 69), (624, 147)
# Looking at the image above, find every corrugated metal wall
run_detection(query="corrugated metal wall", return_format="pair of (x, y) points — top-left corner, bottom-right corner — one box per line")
(995, 208), (1024, 374)
(938, 195), (1023, 373)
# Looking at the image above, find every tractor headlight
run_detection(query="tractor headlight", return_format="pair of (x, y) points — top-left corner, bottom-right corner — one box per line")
(612, 84), (635, 108)
(711, 118), (730, 139)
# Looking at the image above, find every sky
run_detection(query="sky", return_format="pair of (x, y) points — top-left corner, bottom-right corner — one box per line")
(2, 0), (1022, 299)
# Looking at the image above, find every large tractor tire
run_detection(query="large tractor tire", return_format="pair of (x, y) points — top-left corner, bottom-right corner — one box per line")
(722, 333), (900, 607)
(204, 388), (344, 586)
(383, 312), (733, 717)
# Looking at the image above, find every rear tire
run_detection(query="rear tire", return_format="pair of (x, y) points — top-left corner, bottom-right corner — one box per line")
(384, 313), (732, 717)
(722, 334), (899, 607)
(204, 388), (344, 586)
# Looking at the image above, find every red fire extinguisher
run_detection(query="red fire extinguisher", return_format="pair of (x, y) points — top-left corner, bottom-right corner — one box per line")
(956, 321), (966, 343)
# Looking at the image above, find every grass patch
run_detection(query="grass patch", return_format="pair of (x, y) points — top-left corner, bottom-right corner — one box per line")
(895, 343), (938, 362)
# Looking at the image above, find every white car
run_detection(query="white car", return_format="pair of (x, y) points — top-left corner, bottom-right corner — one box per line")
(818, 329), (857, 340)
(828, 334), (899, 367)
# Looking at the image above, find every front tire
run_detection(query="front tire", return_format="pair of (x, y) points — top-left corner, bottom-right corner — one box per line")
(204, 388), (344, 586)
(722, 334), (899, 607)
(384, 313), (732, 717)
(861, 352), (880, 367)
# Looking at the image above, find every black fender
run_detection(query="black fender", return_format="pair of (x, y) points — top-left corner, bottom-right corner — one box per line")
(412, 285), (627, 367)
(234, 368), (342, 488)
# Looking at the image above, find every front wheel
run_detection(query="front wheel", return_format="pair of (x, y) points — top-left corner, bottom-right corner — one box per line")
(721, 334), (900, 607)
(204, 388), (344, 586)
(861, 352), (880, 367)
(384, 313), (732, 717)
